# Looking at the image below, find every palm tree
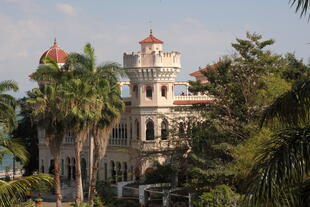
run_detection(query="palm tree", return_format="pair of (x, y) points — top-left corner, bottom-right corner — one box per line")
(0, 80), (53, 207)
(290, 0), (310, 18)
(244, 80), (310, 207)
(0, 133), (53, 206)
(88, 65), (124, 207)
(61, 78), (100, 205)
(28, 58), (69, 207)
(64, 44), (125, 206)
(0, 80), (18, 131)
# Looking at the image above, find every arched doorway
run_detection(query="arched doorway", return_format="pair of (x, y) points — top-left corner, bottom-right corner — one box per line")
(117, 162), (122, 182)
(161, 119), (169, 140)
(66, 157), (71, 180)
(123, 162), (128, 181)
(146, 120), (154, 140)
(49, 159), (54, 175)
(111, 161), (116, 183)
(81, 158), (87, 181)
(72, 158), (76, 180)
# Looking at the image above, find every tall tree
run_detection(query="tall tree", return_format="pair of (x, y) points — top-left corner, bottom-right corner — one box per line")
(187, 32), (291, 205)
(244, 80), (310, 207)
(64, 43), (125, 206)
(0, 80), (18, 131)
(28, 58), (69, 207)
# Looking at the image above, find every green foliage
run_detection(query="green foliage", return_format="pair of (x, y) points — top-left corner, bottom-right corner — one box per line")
(194, 185), (239, 207)
(0, 80), (18, 131)
(144, 163), (176, 184)
(290, 0), (310, 19)
(185, 32), (310, 206)
(0, 173), (53, 207)
(70, 203), (89, 207)
(12, 98), (39, 175)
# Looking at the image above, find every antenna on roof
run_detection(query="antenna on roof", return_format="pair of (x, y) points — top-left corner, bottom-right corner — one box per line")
(148, 20), (153, 35)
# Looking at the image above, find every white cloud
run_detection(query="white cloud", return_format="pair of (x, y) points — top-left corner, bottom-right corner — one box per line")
(56, 3), (77, 16)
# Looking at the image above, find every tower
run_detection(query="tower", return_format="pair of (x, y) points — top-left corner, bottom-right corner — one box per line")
(123, 30), (181, 107)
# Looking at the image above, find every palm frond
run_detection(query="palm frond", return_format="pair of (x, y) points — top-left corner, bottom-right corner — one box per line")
(0, 174), (53, 207)
(290, 0), (310, 19)
(244, 127), (310, 206)
(0, 80), (18, 93)
(261, 80), (310, 128)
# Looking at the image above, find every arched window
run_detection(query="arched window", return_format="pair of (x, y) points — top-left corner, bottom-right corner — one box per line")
(123, 163), (128, 181)
(61, 159), (64, 176)
(133, 85), (138, 98)
(111, 161), (116, 183)
(135, 119), (140, 140)
(41, 160), (45, 173)
(161, 120), (169, 140)
(72, 158), (76, 180)
(179, 122), (185, 136)
(146, 120), (155, 140)
(117, 162), (122, 182)
(66, 157), (71, 180)
(161, 86), (167, 97)
(146, 86), (152, 98)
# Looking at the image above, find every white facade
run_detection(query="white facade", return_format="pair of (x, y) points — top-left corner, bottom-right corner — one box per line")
(38, 32), (210, 183)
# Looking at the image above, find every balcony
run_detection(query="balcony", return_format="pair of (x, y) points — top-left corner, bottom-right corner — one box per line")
(108, 138), (131, 147)
(173, 95), (211, 101)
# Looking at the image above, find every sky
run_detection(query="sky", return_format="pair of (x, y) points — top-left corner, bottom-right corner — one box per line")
(0, 0), (310, 97)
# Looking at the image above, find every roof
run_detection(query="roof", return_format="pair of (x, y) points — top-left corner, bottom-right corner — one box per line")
(39, 38), (68, 64)
(189, 64), (217, 77)
(173, 100), (214, 105)
(139, 29), (163, 44)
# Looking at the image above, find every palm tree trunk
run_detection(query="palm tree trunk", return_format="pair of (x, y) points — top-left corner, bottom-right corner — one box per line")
(52, 152), (63, 207)
(74, 139), (84, 205)
(88, 130), (109, 207)
(88, 148), (100, 207)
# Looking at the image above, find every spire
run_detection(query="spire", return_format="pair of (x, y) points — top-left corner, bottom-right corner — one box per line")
(53, 38), (58, 47)
(150, 29), (153, 36)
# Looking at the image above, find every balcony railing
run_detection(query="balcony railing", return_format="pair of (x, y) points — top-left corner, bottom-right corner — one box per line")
(173, 95), (211, 101)
(109, 138), (130, 147)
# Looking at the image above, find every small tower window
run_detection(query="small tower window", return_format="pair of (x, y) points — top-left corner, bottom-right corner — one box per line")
(135, 119), (140, 140)
(146, 120), (155, 140)
(161, 120), (169, 140)
(161, 86), (167, 97)
(133, 85), (138, 98)
(146, 86), (152, 99)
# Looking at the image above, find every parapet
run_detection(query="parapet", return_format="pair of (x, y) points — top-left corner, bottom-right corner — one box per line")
(123, 51), (181, 68)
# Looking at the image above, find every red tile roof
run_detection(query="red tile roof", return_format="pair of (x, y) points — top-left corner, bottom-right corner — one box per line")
(139, 29), (163, 44)
(173, 100), (213, 105)
(189, 64), (217, 77)
(39, 38), (68, 64)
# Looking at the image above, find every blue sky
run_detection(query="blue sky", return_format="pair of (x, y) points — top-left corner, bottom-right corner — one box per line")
(0, 0), (310, 97)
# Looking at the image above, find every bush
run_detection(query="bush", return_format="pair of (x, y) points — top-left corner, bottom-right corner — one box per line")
(144, 163), (175, 184)
(194, 185), (239, 207)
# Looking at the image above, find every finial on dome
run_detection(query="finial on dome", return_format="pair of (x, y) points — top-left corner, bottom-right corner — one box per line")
(150, 29), (153, 36)
(53, 38), (58, 47)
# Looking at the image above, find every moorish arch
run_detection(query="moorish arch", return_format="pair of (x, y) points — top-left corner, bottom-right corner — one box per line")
(146, 119), (155, 140)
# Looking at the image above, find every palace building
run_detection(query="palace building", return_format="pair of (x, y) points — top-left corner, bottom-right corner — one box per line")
(37, 30), (211, 183)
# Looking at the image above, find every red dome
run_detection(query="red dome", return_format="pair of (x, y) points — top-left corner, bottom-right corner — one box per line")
(139, 29), (163, 44)
(39, 39), (68, 64)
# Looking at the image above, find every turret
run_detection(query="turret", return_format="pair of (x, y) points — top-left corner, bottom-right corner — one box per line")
(123, 31), (181, 107)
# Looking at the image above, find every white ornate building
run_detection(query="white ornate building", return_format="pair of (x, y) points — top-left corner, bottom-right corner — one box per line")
(38, 31), (211, 183)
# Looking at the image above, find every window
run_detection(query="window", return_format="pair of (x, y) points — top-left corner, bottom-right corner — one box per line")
(135, 119), (140, 139)
(161, 86), (167, 97)
(179, 122), (185, 136)
(133, 85), (138, 98)
(161, 120), (169, 140)
(146, 86), (152, 98)
(146, 120), (155, 140)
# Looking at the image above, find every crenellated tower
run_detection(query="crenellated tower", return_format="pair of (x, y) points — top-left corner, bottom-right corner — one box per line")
(123, 30), (181, 107)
